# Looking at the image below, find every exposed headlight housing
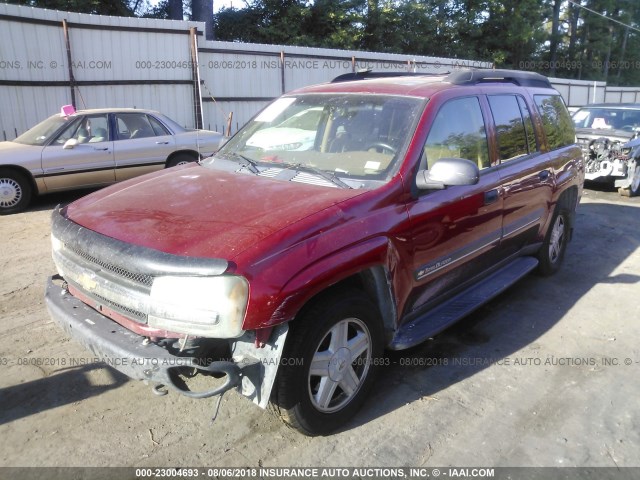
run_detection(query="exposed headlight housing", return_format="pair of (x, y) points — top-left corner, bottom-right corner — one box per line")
(51, 233), (63, 253)
(149, 275), (248, 338)
(51, 234), (66, 278)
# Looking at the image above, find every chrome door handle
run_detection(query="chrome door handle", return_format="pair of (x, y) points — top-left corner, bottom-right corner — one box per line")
(93, 147), (109, 151)
(156, 141), (169, 145)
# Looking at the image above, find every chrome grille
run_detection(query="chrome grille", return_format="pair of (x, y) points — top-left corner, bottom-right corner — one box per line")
(67, 244), (154, 287)
(92, 292), (147, 322)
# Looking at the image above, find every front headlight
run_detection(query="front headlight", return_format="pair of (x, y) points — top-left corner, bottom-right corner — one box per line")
(148, 275), (248, 338)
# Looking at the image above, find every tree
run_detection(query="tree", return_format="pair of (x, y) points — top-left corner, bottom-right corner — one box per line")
(168, 0), (183, 20)
(191, 0), (213, 39)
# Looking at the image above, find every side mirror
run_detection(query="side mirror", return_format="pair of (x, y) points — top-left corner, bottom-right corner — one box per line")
(63, 138), (78, 150)
(416, 157), (480, 190)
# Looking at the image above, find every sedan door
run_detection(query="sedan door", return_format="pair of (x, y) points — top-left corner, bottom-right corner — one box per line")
(112, 112), (175, 182)
(41, 114), (115, 192)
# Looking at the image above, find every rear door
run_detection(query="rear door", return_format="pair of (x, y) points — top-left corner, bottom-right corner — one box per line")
(112, 112), (175, 182)
(489, 93), (556, 256)
(405, 95), (504, 316)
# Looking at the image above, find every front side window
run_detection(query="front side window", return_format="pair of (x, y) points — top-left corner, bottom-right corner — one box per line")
(534, 94), (575, 150)
(205, 94), (424, 188)
(424, 96), (490, 169)
(488, 95), (528, 162)
(53, 114), (109, 144)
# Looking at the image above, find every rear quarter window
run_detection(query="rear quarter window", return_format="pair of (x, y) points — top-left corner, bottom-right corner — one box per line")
(534, 94), (575, 150)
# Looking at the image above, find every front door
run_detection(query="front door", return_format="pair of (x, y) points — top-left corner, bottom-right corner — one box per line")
(405, 96), (504, 318)
(41, 114), (115, 191)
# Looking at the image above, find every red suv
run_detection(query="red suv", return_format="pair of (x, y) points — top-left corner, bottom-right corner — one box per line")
(47, 70), (584, 435)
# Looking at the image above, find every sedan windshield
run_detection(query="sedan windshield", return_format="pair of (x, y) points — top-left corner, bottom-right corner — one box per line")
(13, 114), (75, 146)
(573, 107), (640, 132)
(204, 94), (424, 188)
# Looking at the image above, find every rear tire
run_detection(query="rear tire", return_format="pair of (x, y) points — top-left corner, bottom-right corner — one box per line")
(0, 168), (32, 215)
(271, 290), (383, 436)
(166, 153), (197, 168)
(537, 208), (569, 276)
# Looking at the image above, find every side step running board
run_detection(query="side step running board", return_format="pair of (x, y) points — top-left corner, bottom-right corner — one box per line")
(389, 256), (539, 350)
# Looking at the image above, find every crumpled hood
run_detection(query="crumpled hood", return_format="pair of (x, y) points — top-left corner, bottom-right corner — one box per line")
(64, 163), (363, 260)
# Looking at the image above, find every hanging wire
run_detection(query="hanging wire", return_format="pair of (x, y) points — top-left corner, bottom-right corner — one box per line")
(200, 80), (230, 123)
(211, 389), (227, 425)
(75, 86), (87, 109)
(566, 0), (640, 34)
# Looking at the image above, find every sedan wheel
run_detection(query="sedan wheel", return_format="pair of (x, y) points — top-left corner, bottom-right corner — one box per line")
(0, 169), (32, 215)
(166, 153), (197, 168)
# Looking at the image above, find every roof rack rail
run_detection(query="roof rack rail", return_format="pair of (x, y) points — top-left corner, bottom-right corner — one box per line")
(445, 69), (552, 88)
(331, 70), (447, 83)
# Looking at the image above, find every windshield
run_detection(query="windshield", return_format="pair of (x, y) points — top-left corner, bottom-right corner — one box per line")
(573, 107), (640, 132)
(204, 94), (424, 188)
(13, 114), (76, 146)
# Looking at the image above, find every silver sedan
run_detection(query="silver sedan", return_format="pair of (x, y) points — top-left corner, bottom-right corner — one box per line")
(0, 108), (223, 214)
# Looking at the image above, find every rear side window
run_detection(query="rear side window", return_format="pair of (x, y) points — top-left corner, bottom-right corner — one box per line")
(534, 94), (575, 150)
(488, 95), (528, 162)
(115, 113), (159, 140)
(517, 96), (538, 153)
(148, 115), (170, 136)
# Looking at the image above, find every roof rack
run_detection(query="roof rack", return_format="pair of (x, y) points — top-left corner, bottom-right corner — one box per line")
(331, 70), (447, 83)
(330, 68), (552, 89)
(445, 69), (552, 88)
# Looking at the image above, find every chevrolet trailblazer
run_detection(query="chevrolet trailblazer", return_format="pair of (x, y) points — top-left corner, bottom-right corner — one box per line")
(46, 70), (584, 435)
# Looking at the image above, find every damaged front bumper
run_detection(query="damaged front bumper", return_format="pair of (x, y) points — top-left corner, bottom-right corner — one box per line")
(45, 276), (287, 404)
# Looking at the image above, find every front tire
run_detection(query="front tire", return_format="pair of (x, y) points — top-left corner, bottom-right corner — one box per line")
(271, 290), (383, 435)
(537, 208), (569, 276)
(0, 168), (32, 215)
(618, 165), (640, 197)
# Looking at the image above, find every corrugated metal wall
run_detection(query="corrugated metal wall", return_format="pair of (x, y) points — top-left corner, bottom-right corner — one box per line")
(0, 3), (201, 139)
(1, 3), (638, 141)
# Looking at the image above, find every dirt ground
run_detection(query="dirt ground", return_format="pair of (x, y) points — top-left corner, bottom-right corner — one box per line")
(1, 184), (639, 470)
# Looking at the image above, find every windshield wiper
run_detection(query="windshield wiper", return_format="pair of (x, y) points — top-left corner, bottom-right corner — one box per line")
(287, 163), (352, 189)
(221, 152), (260, 174)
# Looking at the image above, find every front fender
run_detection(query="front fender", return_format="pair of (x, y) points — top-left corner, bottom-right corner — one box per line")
(244, 235), (405, 331)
